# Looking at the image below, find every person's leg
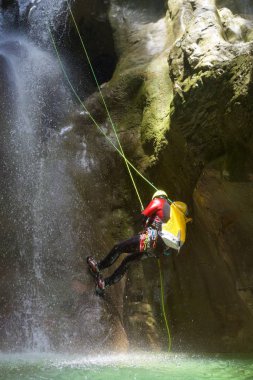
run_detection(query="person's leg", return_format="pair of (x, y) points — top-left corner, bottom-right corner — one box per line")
(104, 252), (145, 287)
(98, 235), (140, 271)
(103, 235), (168, 287)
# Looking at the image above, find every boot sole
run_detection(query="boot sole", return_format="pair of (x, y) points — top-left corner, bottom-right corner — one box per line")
(87, 257), (100, 277)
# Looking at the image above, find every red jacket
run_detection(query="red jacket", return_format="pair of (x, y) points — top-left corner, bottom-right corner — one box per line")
(142, 198), (170, 227)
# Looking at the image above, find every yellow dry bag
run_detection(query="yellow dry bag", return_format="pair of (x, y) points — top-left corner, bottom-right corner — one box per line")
(159, 201), (191, 251)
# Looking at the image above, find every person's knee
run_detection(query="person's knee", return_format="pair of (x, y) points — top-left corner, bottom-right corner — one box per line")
(121, 255), (135, 268)
(121, 256), (129, 266)
(114, 243), (120, 250)
(112, 242), (127, 255)
(110, 243), (120, 255)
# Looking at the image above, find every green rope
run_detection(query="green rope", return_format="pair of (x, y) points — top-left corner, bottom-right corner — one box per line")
(48, 23), (172, 352)
(158, 258), (172, 351)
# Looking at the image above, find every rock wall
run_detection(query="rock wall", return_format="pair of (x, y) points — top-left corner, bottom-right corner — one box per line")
(155, 0), (253, 351)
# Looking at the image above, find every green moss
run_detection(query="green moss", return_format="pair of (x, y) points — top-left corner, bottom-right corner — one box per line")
(139, 56), (173, 156)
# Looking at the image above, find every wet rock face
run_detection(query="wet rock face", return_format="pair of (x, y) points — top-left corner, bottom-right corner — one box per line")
(71, 0), (253, 351)
(1, 0), (16, 8)
(217, 0), (253, 18)
(69, 0), (167, 83)
(0, 51), (19, 352)
(70, 0), (117, 84)
(0, 0), (19, 27)
(112, 0), (167, 24)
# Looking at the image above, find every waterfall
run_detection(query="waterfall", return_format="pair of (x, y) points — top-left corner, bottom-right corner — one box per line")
(0, 0), (94, 351)
(19, 0), (69, 44)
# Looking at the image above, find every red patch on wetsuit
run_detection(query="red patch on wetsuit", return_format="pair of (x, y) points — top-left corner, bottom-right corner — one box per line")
(139, 228), (158, 252)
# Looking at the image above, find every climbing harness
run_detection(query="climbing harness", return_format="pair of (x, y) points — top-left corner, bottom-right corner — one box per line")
(139, 227), (158, 252)
(48, 13), (175, 351)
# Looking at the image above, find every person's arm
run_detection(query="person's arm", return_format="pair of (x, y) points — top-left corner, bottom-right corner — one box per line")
(142, 198), (164, 229)
(142, 198), (160, 218)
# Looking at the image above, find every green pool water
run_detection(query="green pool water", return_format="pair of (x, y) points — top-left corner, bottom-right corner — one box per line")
(0, 352), (253, 380)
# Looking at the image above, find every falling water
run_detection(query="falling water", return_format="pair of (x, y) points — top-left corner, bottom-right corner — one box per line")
(0, 0), (95, 352)
(19, 0), (69, 44)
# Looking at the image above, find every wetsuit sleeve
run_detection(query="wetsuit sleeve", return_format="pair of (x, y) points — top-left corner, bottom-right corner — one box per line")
(142, 199), (160, 218)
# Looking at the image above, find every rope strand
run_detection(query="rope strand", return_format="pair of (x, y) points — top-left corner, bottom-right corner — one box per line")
(158, 258), (172, 351)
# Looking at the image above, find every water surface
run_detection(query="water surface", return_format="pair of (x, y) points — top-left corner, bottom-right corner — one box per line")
(0, 352), (253, 380)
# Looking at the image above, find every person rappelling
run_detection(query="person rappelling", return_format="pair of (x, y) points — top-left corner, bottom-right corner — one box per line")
(87, 190), (191, 295)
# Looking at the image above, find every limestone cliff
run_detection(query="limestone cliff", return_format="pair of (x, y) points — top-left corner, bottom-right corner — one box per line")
(68, 0), (253, 351)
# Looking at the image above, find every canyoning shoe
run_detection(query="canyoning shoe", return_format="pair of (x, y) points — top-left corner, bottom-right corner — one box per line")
(87, 256), (100, 276)
(95, 274), (106, 296)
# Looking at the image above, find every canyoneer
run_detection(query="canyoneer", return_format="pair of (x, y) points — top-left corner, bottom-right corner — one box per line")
(87, 190), (191, 295)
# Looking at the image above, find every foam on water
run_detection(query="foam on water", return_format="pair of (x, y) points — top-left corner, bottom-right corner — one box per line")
(0, 352), (253, 380)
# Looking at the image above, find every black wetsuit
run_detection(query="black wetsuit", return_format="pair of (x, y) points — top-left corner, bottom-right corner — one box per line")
(98, 234), (166, 287)
(97, 197), (170, 287)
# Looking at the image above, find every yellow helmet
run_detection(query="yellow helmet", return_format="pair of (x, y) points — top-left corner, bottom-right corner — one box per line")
(152, 190), (168, 200)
